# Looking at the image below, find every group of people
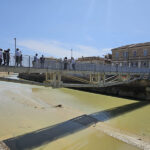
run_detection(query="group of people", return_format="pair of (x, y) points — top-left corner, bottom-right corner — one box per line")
(32, 53), (45, 68)
(0, 48), (10, 66)
(64, 57), (76, 70)
(0, 48), (76, 70)
(0, 48), (22, 67)
(32, 54), (76, 70)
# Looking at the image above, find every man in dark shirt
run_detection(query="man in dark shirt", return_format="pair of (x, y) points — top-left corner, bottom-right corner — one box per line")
(6, 49), (10, 66)
(40, 55), (45, 68)
(64, 57), (68, 70)
(0, 49), (3, 65)
(3, 50), (6, 65)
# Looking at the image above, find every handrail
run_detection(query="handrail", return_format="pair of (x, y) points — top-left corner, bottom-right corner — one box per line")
(0, 52), (150, 74)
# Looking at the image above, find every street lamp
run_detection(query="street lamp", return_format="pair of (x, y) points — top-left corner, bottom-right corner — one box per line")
(71, 49), (73, 58)
(14, 38), (16, 54)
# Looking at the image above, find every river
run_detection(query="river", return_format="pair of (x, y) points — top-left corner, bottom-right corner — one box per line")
(0, 75), (149, 150)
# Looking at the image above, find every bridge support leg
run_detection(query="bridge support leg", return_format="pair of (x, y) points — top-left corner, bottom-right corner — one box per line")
(102, 73), (105, 86)
(45, 72), (63, 88)
(127, 73), (131, 81)
(90, 74), (98, 84)
(90, 74), (94, 83)
(89, 73), (103, 86)
(118, 73), (122, 81)
(97, 73), (101, 84)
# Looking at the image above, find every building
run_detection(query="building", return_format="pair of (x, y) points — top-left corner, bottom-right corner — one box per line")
(77, 56), (111, 65)
(111, 42), (150, 68)
(104, 54), (112, 64)
(45, 57), (62, 61)
(77, 56), (104, 64)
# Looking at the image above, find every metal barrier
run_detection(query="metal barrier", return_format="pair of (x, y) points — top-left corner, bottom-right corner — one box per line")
(0, 53), (150, 74)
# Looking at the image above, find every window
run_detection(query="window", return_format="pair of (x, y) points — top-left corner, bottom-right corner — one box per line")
(143, 49), (147, 56)
(133, 51), (136, 57)
(123, 51), (128, 58)
(115, 52), (119, 59)
(143, 61), (148, 67)
(123, 62), (127, 66)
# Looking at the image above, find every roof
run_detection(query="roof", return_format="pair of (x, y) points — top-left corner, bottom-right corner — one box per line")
(77, 56), (105, 61)
(112, 42), (150, 51)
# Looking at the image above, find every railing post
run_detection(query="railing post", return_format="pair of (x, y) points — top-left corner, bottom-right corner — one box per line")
(103, 73), (105, 85)
(29, 56), (30, 68)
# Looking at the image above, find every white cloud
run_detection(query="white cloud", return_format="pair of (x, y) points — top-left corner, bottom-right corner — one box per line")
(18, 39), (111, 58)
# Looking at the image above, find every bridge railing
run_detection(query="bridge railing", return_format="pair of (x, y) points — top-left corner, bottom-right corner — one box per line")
(75, 63), (150, 74)
(1, 53), (150, 74)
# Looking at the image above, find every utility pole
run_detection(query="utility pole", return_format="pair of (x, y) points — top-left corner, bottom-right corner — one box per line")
(14, 38), (16, 54)
(71, 49), (73, 58)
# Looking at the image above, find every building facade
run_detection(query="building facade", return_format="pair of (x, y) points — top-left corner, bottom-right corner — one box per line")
(111, 42), (150, 68)
(77, 56), (111, 65)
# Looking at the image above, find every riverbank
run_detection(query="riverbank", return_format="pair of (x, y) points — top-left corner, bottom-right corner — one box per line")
(0, 79), (149, 150)
(0, 72), (10, 77)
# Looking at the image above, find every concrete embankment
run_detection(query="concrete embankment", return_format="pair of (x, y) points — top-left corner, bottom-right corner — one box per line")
(0, 72), (13, 77)
(18, 73), (150, 100)
(96, 123), (150, 150)
(75, 81), (150, 101)
(0, 79), (149, 150)
(0, 142), (9, 150)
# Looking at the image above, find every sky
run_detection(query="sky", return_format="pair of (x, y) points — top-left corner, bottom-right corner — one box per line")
(0, 0), (150, 58)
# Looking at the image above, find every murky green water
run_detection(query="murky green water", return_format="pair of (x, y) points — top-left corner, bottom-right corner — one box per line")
(0, 78), (149, 150)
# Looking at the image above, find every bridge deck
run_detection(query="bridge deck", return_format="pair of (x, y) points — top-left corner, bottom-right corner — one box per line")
(0, 66), (149, 75)
(0, 56), (149, 88)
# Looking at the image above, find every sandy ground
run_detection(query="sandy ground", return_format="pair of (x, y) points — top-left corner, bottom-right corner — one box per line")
(0, 72), (14, 77)
(0, 72), (9, 77)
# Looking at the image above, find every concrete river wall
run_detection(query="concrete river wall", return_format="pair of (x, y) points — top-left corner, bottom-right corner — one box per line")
(18, 73), (150, 101)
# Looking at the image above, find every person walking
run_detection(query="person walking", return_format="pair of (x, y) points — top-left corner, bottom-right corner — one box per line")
(71, 57), (76, 70)
(64, 57), (68, 70)
(6, 49), (10, 66)
(15, 48), (20, 67)
(33, 53), (38, 68)
(0, 49), (3, 65)
(40, 55), (45, 68)
(19, 50), (22, 67)
(3, 50), (6, 65)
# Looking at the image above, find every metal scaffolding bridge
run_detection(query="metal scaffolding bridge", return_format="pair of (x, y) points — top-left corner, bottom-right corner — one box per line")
(0, 53), (149, 88)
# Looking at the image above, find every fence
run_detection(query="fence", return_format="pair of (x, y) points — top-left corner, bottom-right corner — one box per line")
(1, 53), (150, 74)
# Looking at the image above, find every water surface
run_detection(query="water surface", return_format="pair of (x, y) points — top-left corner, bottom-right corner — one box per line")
(0, 78), (149, 150)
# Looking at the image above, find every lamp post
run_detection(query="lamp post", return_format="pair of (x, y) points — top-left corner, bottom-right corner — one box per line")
(14, 38), (16, 66)
(14, 38), (16, 54)
(71, 49), (73, 58)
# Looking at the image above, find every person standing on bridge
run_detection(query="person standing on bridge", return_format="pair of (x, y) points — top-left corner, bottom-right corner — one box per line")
(6, 49), (10, 66)
(33, 53), (38, 68)
(64, 57), (68, 70)
(3, 50), (6, 65)
(19, 50), (23, 67)
(15, 48), (20, 67)
(71, 57), (76, 70)
(40, 55), (45, 68)
(0, 49), (3, 66)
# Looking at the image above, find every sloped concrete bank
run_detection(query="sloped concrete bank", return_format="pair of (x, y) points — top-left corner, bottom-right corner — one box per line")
(18, 73), (150, 100)
(0, 142), (9, 150)
(75, 79), (150, 101)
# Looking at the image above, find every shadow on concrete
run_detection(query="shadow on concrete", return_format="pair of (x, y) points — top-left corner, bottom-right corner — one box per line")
(90, 101), (149, 121)
(3, 101), (149, 150)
